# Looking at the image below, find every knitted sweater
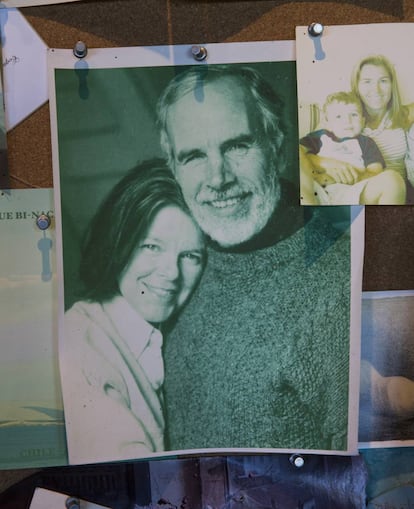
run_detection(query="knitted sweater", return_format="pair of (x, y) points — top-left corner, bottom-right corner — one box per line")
(163, 196), (351, 452)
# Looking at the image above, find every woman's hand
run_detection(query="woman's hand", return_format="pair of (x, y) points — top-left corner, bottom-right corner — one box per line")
(307, 154), (361, 185)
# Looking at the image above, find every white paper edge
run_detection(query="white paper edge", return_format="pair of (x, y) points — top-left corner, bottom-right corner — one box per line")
(48, 40), (295, 69)
(30, 487), (111, 509)
(1, 0), (80, 8)
(347, 207), (364, 454)
(48, 40), (363, 461)
(362, 289), (414, 300)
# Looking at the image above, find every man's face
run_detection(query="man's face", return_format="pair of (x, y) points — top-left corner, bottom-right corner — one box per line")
(165, 77), (280, 247)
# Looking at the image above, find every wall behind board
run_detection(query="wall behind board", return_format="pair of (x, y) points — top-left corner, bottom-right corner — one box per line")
(7, 0), (414, 289)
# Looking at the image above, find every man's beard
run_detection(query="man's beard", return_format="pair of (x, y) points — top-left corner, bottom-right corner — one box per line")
(190, 175), (280, 248)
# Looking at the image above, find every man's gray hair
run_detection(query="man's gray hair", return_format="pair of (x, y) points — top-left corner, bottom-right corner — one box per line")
(156, 65), (287, 174)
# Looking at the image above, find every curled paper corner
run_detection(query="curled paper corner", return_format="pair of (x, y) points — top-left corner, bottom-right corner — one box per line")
(29, 488), (113, 509)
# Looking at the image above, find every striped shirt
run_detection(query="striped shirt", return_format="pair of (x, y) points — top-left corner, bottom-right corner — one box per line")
(363, 114), (407, 178)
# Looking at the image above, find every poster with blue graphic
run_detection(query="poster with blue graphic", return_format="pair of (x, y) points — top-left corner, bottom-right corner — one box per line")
(0, 188), (67, 468)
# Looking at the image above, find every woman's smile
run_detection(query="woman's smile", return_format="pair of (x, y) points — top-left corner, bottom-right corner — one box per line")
(118, 206), (205, 324)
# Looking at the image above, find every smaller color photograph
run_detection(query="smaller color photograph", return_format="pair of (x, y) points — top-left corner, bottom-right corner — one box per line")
(296, 23), (414, 206)
(359, 290), (414, 447)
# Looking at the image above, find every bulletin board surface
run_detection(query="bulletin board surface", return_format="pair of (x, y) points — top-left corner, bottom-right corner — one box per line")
(2, 0), (414, 494)
(5, 0), (413, 290)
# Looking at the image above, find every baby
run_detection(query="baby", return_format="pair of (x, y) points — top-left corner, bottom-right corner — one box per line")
(300, 91), (405, 205)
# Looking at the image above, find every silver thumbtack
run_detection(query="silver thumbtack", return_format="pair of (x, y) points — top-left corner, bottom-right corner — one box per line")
(65, 497), (80, 509)
(191, 45), (207, 62)
(36, 213), (51, 231)
(73, 41), (88, 59)
(289, 454), (305, 468)
(308, 22), (324, 37)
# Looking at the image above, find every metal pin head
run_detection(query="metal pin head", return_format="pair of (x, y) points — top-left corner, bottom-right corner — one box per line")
(73, 41), (88, 59)
(191, 45), (207, 62)
(65, 497), (81, 509)
(289, 454), (305, 468)
(36, 213), (51, 231)
(308, 22), (324, 37)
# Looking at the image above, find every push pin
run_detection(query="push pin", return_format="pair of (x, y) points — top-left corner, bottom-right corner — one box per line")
(191, 45), (207, 62)
(65, 497), (80, 509)
(73, 40), (88, 59)
(289, 454), (305, 468)
(308, 22), (324, 37)
(36, 213), (51, 231)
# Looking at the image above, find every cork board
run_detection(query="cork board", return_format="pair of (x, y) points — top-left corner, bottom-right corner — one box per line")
(1, 0), (414, 495)
(3, 0), (411, 291)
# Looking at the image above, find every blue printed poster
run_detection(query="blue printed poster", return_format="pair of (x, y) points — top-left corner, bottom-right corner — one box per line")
(0, 188), (67, 469)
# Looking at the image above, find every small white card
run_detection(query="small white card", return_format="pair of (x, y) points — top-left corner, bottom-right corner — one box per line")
(29, 488), (111, 509)
(1, 8), (48, 130)
(1, 0), (81, 8)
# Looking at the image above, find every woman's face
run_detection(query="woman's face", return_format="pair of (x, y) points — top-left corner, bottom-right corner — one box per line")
(357, 64), (392, 114)
(118, 205), (205, 325)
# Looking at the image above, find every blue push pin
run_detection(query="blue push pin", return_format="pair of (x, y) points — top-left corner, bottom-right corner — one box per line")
(36, 213), (51, 231)
(307, 22), (326, 61)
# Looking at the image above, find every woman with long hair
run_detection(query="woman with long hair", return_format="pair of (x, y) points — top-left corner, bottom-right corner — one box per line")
(60, 160), (205, 464)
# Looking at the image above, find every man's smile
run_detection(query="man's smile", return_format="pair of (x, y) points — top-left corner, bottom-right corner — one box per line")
(201, 192), (251, 211)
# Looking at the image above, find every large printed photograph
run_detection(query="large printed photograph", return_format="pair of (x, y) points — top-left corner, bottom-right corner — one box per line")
(48, 42), (362, 464)
(296, 23), (414, 206)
